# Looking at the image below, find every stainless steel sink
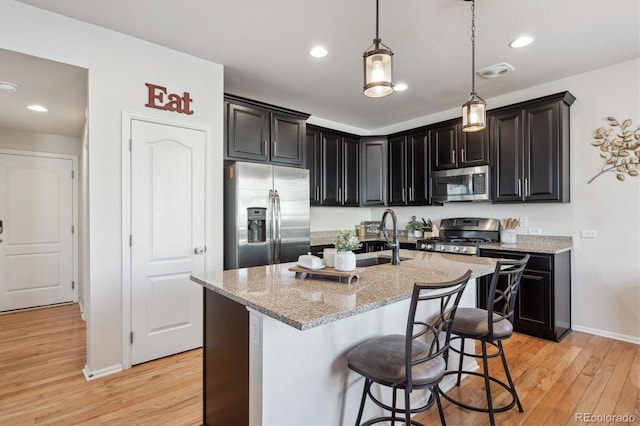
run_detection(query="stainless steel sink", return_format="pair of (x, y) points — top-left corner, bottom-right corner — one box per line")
(356, 256), (410, 267)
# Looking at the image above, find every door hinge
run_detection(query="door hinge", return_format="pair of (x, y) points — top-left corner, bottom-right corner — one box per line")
(129, 235), (133, 246)
(72, 281), (75, 290)
(71, 225), (75, 234)
(71, 170), (75, 179)
(130, 332), (134, 344)
(129, 138), (133, 152)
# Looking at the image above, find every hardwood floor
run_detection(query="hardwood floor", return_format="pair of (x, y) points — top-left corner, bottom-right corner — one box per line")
(0, 304), (201, 425)
(0, 303), (638, 425)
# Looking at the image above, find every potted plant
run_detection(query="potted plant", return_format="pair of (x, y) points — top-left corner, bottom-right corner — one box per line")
(406, 220), (423, 238)
(332, 230), (361, 271)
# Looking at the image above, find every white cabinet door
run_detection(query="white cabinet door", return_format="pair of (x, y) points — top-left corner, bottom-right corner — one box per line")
(130, 120), (205, 365)
(0, 154), (74, 311)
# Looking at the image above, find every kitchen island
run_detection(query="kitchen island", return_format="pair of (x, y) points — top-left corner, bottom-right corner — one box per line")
(190, 249), (500, 425)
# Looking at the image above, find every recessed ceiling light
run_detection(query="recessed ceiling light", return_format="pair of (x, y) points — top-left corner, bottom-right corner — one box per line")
(0, 81), (18, 93)
(27, 104), (48, 112)
(309, 47), (328, 58)
(509, 36), (534, 48)
(394, 83), (408, 91)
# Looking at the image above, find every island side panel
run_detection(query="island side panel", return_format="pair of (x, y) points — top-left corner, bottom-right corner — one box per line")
(251, 279), (477, 426)
(204, 288), (249, 426)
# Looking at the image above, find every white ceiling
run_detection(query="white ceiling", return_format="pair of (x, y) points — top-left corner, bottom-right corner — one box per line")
(3, 0), (640, 137)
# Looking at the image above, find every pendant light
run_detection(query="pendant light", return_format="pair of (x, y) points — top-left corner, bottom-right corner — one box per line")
(363, 0), (393, 98)
(462, 0), (486, 132)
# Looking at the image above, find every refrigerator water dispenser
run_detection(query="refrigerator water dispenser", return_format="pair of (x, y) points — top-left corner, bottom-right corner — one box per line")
(247, 207), (266, 243)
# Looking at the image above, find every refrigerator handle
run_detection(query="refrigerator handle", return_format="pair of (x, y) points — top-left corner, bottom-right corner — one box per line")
(268, 189), (276, 264)
(273, 190), (282, 263)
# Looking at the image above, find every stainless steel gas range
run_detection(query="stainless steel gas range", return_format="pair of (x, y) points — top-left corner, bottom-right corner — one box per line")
(416, 218), (500, 256)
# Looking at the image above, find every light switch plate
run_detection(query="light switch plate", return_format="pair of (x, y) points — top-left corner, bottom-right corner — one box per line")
(529, 228), (542, 235)
(580, 229), (597, 238)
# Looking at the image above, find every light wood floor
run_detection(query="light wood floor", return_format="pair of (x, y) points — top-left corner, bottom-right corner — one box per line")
(1, 304), (638, 425)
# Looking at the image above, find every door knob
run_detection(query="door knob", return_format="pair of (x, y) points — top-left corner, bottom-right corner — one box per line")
(194, 246), (205, 255)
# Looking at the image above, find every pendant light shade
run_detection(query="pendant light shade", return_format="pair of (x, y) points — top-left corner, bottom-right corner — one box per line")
(462, 92), (486, 131)
(462, 0), (486, 132)
(363, 0), (393, 98)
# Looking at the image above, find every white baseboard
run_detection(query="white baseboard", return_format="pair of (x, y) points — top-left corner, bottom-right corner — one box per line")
(82, 363), (123, 381)
(571, 325), (640, 345)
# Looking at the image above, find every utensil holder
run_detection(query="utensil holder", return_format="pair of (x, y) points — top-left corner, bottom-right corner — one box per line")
(500, 229), (517, 244)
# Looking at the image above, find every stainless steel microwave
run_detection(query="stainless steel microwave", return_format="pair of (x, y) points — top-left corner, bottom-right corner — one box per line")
(431, 165), (490, 202)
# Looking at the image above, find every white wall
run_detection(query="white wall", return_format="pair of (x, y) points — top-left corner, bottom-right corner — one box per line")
(312, 58), (640, 343)
(0, 127), (81, 155)
(0, 1), (225, 375)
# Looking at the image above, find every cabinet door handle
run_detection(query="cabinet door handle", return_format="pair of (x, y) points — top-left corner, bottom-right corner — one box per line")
(344, 188), (347, 201)
(264, 140), (268, 155)
(409, 187), (414, 201)
(273, 140), (277, 155)
(338, 188), (342, 203)
(525, 178), (530, 197)
(401, 187), (405, 202)
(316, 186), (320, 201)
(518, 179), (522, 197)
(461, 149), (466, 164)
(452, 150), (456, 165)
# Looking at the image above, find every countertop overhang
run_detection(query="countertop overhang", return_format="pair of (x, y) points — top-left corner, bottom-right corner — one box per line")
(191, 249), (500, 330)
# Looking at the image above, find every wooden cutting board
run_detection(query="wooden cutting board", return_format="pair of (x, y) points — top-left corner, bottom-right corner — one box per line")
(288, 266), (363, 284)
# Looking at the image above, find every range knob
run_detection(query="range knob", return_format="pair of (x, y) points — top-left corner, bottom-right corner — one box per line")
(419, 243), (427, 250)
(439, 246), (447, 252)
(426, 244), (433, 250)
(460, 247), (468, 253)
(453, 246), (461, 253)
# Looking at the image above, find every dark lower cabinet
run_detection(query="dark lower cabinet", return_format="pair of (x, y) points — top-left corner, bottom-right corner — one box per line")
(478, 248), (571, 342)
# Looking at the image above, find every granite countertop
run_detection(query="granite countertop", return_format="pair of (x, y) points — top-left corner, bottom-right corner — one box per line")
(479, 235), (572, 254)
(312, 231), (572, 255)
(190, 249), (498, 331)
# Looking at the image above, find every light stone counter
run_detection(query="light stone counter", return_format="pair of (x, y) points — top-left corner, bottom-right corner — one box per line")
(191, 249), (498, 330)
(479, 235), (573, 254)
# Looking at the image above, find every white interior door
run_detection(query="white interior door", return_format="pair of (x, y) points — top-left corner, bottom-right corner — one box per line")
(130, 119), (205, 365)
(0, 153), (74, 311)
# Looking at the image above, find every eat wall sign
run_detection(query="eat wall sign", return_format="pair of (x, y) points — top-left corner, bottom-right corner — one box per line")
(145, 83), (193, 115)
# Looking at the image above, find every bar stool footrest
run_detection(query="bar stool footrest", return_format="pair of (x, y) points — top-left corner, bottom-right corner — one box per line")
(440, 370), (521, 413)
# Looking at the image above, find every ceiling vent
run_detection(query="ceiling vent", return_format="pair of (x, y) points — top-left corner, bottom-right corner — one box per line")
(476, 63), (515, 79)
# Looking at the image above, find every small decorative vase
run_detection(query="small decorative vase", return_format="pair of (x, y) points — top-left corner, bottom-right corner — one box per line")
(334, 251), (356, 272)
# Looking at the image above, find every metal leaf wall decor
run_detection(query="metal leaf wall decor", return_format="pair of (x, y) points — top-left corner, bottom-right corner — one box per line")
(588, 117), (640, 183)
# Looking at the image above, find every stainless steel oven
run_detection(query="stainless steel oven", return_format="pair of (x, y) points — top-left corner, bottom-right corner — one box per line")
(430, 165), (490, 202)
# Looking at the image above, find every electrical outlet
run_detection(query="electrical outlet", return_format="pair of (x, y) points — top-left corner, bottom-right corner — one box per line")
(529, 228), (542, 235)
(519, 216), (528, 227)
(580, 229), (597, 238)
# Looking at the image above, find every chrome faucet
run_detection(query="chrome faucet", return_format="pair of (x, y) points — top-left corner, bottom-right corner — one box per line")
(380, 208), (400, 265)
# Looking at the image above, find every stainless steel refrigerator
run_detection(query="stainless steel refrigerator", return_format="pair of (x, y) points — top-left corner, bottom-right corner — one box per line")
(224, 162), (310, 270)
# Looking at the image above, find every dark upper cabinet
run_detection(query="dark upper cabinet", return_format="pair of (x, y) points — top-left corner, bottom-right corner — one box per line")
(360, 137), (387, 206)
(388, 130), (429, 206)
(306, 125), (359, 206)
(225, 95), (308, 167)
(430, 120), (489, 171)
(491, 91), (575, 203)
(306, 127), (321, 205)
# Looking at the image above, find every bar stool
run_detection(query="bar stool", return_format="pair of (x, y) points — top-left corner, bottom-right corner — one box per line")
(346, 270), (472, 426)
(441, 255), (529, 426)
